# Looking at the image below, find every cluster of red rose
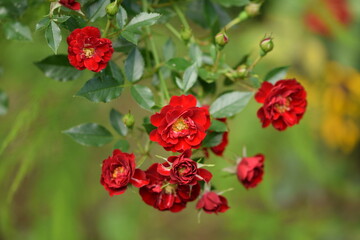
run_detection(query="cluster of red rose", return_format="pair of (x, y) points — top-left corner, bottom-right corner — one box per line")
(61, 0), (307, 214)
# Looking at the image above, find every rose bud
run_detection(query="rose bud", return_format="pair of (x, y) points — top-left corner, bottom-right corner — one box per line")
(245, 2), (261, 17)
(122, 112), (135, 128)
(237, 154), (264, 189)
(149, 95), (211, 152)
(139, 163), (200, 212)
(259, 37), (274, 56)
(100, 149), (148, 196)
(106, 1), (119, 17)
(157, 150), (212, 185)
(59, 0), (81, 10)
(236, 64), (248, 78)
(215, 32), (229, 48)
(180, 28), (192, 43)
(67, 26), (114, 72)
(255, 79), (307, 131)
(196, 191), (230, 214)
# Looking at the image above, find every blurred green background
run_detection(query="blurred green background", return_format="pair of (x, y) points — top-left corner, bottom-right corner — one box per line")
(1, 0), (360, 239)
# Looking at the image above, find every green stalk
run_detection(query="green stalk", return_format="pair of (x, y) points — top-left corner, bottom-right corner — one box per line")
(173, 3), (191, 30)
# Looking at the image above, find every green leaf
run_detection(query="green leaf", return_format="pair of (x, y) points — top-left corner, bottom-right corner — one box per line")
(125, 12), (161, 31)
(110, 109), (128, 136)
(163, 38), (175, 61)
(63, 123), (113, 147)
(264, 66), (289, 84)
(36, 17), (50, 31)
(61, 15), (86, 31)
(76, 61), (124, 102)
(84, 0), (110, 22)
(143, 117), (156, 134)
(0, 90), (9, 116)
(208, 120), (227, 132)
(114, 139), (129, 152)
(211, 0), (249, 7)
(35, 55), (82, 81)
(3, 22), (32, 41)
(198, 68), (219, 83)
(166, 58), (191, 71)
(52, 15), (71, 23)
(202, 132), (223, 147)
(124, 48), (144, 82)
(130, 85), (155, 111)
(189, 43), (202, 67)
(210, 91), (253, 118)
(120, 30), (140, 45)
(45, 21), (62, 54)
(116, 6), (128, 28)
(182, 63), (198, 92)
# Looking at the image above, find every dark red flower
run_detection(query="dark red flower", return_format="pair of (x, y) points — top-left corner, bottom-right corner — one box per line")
(59, 0), (81, 10)
(157, 150), (212, 185)
(255, 79), (307, 131)
(237, 154), (264, 189)
(150, 95), (211, 152)
(196, 191), (229, 214)
(100, 149), (148, 196)
(67, 26), (114, 72)
(304, 0), (352, 36)
(139, 163), (200, 212)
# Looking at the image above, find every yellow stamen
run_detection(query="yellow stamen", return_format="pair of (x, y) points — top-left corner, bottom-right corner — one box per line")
(172, 117), (188, 132)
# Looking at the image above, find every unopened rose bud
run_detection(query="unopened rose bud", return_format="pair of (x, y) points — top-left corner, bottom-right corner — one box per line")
(122, 112), (135, 128)
(245, 2), (261, 17)
(215, 32), (229, 48)
(259, 37), (274, 55)
(236, 64), (248, 78)
(180, 28), (192, 43)
(106, 1), (119, 17)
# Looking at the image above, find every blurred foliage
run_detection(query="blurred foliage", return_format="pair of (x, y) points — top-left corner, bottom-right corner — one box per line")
(1, 0), (360, 240)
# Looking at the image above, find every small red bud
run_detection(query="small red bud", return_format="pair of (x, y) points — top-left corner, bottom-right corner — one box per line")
(215, 32), (229, 47)
(259, 37), (274, 55)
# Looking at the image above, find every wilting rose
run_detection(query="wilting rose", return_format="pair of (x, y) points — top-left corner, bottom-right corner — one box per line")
(255, 79), (307, 131)
(139, 163), (200, 212)
(59, 0), (81, 10)
(100, 149), (148, 196)
(150, 95), (211, 152)
(196, 191), (229, 214)
(157, 150), (212, 185)
(237, 154), (264, 189)
(67, 26), (114, 72)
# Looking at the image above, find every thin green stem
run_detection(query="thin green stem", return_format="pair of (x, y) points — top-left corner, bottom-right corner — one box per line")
(247, 55), (263, 72)
(173, 3), (190, 30)
(103, 19), (112, 37)
(212, 50), (222, 72)
(165, 23), (182, 40)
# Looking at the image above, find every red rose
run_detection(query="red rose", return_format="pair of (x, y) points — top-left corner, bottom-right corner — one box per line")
(196, 191), (229, 214)
(150, 95), (211, 152)
(237, 154), (264, 189)
(139, 163), (200, 212)
(157, 150), (212, 185)
(100, 149), (148, 196)
(255, 79), (307, 131)
(304, 0), (352, 35)
(67, 26), (114, 72)
(59, 0), (81, 10)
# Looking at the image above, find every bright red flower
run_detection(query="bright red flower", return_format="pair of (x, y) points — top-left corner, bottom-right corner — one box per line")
(100, 149), (148, 196)
(59, 0), (81, 10)
(255, 79), (307, 131)
(157, 150), (212, 185)
(67, 26), (114, 72)
(196, 191), (229, 214)
(139, 163), (200, 212)
(237, 154), (264, 189)
(304, 0), (352, 35)
(150, 95), (211, 152)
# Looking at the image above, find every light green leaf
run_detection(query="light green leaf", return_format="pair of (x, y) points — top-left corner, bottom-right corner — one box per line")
(163, 38), (175, 61)
(189, 43), (202, 67)
(116, 6), (128, 28)
(125, 12), (160, 31)
(36, 17), (50, 31)
(130, 85), (155, 111)
(182, 63), (198, 92)
(3, 22), (32, 41)
(114, 139), (130, 152)
(84, 0), (110, 22)
(110, 109), (128, 136)
(35, 55), (82, 81)
(210, 91), (253, 118)
(45, 21), (62, 54)
(166, 58), (191, 71)
(63, 123), (113, 147)
(125, 48), (144, 82)
(0, 90), (9, 115)
(264, 66), (289, 84)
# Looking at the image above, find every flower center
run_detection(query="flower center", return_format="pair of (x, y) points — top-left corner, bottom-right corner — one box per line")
(83, 48), (95, 58)
(178, 167), (187, 176)
(112, 166), (125, 178)
(172, 117), (189, 132)
(275, 97), (291, 113)
(162, 182), (177, 194)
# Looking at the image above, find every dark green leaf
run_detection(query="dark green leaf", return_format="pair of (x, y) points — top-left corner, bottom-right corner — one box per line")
(210, 91), (253, 118)
(264, 66), (289, 84)
(61, 15), (86, 31)
(36, 17), (50, 31)
(202, 132), (223, 147)
(114, 139), (130, 152)
(211, 0), (249, 7)
(110, 108), (128, 136)
(182, 63), (198, 92)
(53, 15), (71, 23)
(130, 85), (155, 111)
(125, 12), (160, 31)
(35, 55), (82, 81)
(116, 6), (128, 28)
(143, 117), (156, 134)
(63, 123), (113, 147)
(0, 90), (9, 115)
(84, 0), (110, 22)
(113, 36), (136, 53)
(3, 22), (32, 41)
(208, 120), (227, 132)
(124, 48), (144, 82)
(120, 30), (140, 45)
(76, 62), (124, 102)
(166, 58), (191, 71)
(45, 21), (62, 54)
